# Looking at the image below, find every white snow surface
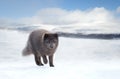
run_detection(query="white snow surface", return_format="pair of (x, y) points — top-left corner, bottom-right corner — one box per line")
(0, 29), (120, 79)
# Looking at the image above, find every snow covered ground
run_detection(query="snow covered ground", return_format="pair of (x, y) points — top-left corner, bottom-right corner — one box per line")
(0, 29), (120, 79)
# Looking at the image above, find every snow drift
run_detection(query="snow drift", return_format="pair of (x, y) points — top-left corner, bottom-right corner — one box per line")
(0, 29), (120, 79)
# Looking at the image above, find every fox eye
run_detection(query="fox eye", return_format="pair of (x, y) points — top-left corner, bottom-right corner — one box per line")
(45, 40), (50, 43)
(53, 40), (56, 42)
(53, 39), (57, 42)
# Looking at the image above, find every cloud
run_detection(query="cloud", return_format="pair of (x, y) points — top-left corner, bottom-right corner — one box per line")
(117, 7), (120, 13)
(20, 7), (120, 27)
(1, 7), (120, 32)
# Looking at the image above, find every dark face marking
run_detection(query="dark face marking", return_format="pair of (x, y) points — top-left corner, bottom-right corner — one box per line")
(44, 33), (58, 49)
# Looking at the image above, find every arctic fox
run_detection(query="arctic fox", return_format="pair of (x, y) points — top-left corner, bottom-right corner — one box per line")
(22, 29), (58, 67)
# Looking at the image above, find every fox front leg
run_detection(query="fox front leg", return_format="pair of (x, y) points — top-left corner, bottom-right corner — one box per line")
(49, 55), (54, 67)
(34, 55), (43, 66)
(42, 55), (48, 64)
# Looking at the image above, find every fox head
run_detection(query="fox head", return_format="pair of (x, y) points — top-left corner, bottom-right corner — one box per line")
(43, 33), (58, 49)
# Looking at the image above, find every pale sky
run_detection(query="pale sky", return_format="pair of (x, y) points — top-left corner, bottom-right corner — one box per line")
(0, 0), (120, 19)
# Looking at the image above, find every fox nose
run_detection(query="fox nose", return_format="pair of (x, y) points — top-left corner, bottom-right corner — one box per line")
(50, 45), (54, 48)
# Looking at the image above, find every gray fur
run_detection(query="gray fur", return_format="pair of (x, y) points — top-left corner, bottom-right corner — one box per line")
(22, 29), (58, 67)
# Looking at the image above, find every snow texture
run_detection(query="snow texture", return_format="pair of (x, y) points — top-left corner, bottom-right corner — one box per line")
(0, 29), (120, 79)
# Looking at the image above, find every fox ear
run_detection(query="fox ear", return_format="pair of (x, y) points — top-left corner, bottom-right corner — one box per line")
(44, 33), (58, 39)
(44, 34), (49, 39)
(54, 33), (58, 38)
